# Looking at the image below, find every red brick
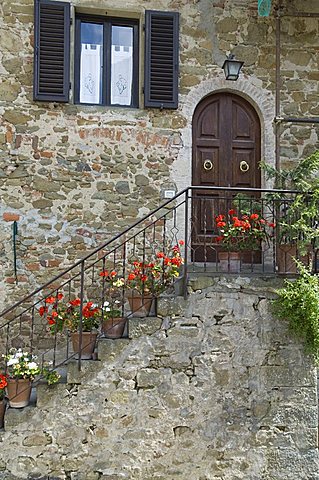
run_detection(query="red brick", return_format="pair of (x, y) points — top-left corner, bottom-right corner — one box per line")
(3, 212), (20, 222)
(26, 263), (40, 271)
(5, 275), (28, 284)
(15, 135), (22, 149)
(40, 150), (54, 158)
(5, 277), (16, 284)
(6, 127), (13, 144)
(47, 260), (62, 267)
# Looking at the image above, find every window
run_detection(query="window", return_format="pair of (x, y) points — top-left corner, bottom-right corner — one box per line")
(74, 16), (139, 107)
(33, 0), (179, 109)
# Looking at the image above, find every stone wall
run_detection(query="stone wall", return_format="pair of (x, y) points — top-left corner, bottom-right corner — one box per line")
(0, 277), (318, 479)
(0, 0), (319, 310)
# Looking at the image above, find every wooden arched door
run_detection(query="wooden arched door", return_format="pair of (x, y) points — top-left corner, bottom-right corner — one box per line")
(192, 92), (261, 261)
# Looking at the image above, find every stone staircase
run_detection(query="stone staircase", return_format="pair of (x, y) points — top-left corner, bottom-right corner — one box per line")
(0, 275), (318, 480)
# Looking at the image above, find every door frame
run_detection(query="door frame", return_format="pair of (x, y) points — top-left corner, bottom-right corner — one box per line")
(191, 91), (262, 262)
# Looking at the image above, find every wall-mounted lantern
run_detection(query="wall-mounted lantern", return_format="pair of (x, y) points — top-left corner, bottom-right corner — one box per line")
(222, 54), (244, 81)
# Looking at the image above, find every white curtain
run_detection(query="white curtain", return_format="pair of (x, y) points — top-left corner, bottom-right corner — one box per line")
(111, 46), (133, 106)
(80, 44), (101, 104)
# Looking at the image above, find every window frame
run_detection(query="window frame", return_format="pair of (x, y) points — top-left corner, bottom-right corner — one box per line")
(74, 14), (139, 108)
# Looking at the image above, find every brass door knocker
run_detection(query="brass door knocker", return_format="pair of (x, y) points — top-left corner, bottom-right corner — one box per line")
(203, 159), (214, 171)
(239, 160), (250, 173)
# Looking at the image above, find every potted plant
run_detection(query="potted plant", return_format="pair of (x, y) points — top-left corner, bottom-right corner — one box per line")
(100, 300), (126, 338)
(272, 261), (319, 364)
(0, 374), (8, 426)
(261, 150), (319, 272)
(99, 241), (184, 318)
(4, 349), (40, 408)
(40, 294), (101, 359)
(125, 241), (184, 316)
(215, 209), (275, 272)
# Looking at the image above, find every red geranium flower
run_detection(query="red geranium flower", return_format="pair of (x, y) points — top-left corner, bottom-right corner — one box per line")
(39, 306), (48, 317)
(0, 374), (8, 390)
(45, 296), (56, 304)
(215, 209), (273, 251)
(69, 298), (81, 306)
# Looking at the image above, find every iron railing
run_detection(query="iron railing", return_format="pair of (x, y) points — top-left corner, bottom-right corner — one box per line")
(0, 186), (318, 376)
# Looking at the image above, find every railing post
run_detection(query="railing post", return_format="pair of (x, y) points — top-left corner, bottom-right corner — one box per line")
(78, 260), (85, 371)
(183, 189), (189, 299)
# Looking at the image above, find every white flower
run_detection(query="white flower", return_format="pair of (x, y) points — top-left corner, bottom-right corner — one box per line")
(7, 358), (18, 366)
(102, 301), (111, 312)
(27, 362), (38, 370)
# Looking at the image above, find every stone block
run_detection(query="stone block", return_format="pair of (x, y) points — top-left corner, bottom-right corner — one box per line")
(157, 296), (187, 317)
(36, 383), (67, 409)
(67, 360), (102, 385)
(22, 432), (52, 447)
(128, 317), (162, 338)
(188, 275), (216, 291)
(256, 366), (316, 389)
(136, 368), (171, 389)
(98, 338), (130, 362)
(5, 405), (36, 430)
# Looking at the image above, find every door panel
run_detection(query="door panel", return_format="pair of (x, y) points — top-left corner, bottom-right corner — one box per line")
(232, 150), (255, 188)
(192, 92), (261, 262)
(198, 148), (219, 186)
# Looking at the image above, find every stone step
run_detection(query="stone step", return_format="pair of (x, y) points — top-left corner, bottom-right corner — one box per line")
(66, 359), (103, 385)
(97, 337), (130, 362)
(4, 386), (37, 430)
(3, 304), (178, 431)
(128, 316), (163, 339)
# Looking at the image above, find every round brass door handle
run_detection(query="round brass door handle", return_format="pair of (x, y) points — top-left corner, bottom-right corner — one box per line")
(203, 159), (214, 171)
(240, 160), (250, 172)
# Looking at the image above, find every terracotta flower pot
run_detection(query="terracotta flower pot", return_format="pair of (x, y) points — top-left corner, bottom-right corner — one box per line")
(6, 378), (32, 408)
(218, 251), (241, 273)
(0, 399), (6, 427)
(71, 332), (98, 359)
(277, 244), (310, 274)
(127, 293), (153, 317)
(101, 317), (127, 339)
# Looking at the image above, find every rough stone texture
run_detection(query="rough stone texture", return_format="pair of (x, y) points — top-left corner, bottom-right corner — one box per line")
(0, 277), (318, 479)
(0, 0), (319, 311)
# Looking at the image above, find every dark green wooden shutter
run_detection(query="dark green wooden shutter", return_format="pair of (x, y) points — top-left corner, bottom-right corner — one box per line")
(34, 0), (70, 102)
(144, 10), (179, 109)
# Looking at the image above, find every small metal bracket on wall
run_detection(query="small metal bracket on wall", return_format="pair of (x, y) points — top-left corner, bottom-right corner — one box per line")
(12, 221), (18, 283)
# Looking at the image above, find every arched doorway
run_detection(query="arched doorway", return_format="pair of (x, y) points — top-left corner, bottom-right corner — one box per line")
(191, 92), (261, 261)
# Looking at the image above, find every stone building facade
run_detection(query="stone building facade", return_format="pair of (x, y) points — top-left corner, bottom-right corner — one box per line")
(0, 0), (319, 309)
